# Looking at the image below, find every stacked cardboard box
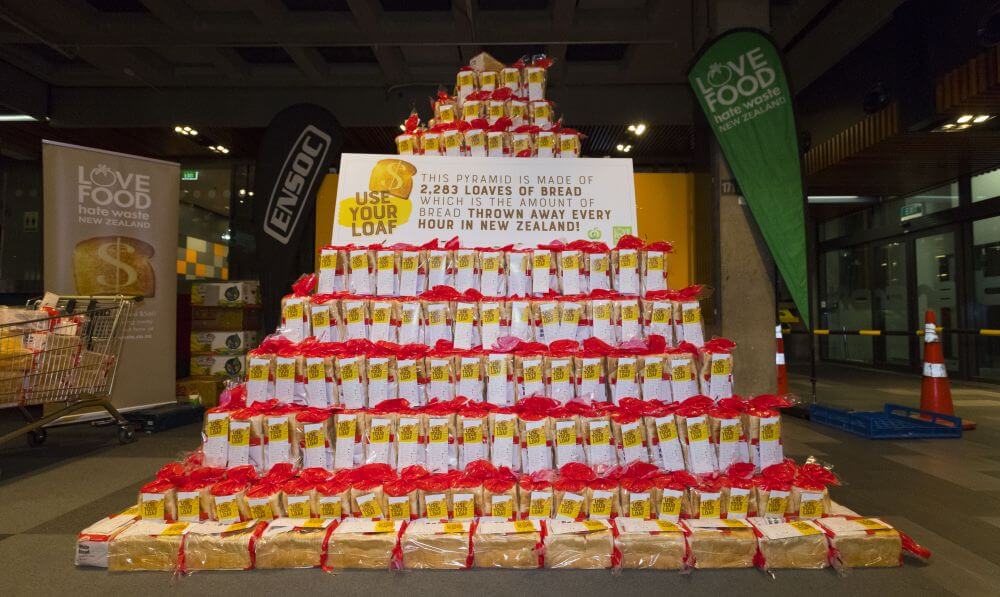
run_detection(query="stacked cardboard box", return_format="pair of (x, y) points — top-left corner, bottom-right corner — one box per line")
(186, 281), (261, 389)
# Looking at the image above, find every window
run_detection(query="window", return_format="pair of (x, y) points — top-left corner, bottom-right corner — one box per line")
(972, 168), (1000, 202)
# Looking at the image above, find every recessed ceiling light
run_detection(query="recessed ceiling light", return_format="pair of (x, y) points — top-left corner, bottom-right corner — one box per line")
(0, 114), (38, 122)
(942, 123), (955, 129)
(616, 143), (624, 151)
(957, 114), (974, 123)
(627, 123), (646, 136)
(974, 115), (991, 123)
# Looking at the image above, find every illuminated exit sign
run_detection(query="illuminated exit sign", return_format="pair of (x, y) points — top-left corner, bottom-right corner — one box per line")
(181, 169), (199, 181)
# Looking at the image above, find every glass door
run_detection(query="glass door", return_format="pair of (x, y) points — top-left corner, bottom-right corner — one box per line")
(872, 240), (911, 367)
(914, 230), (960, 371)
(972, 215), (1000, 379)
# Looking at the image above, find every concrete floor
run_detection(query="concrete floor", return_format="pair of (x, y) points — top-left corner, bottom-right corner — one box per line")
(0, 363), (998, 596)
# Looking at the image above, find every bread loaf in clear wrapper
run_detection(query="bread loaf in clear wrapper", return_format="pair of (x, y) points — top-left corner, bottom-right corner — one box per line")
(255, 518), (337, 569)
(543, 519), (615, 569)
(76, 512), (139, 568)
(401, 520), (472, 569)
(324, 519), (404, 570)
(685, 519), (757, 569)
(816, 517), (905, 568)
(615, 518), (688, 570)
(108, 520), (187, 572)
(748, 517), (829, 570)
(473, 520), (543, 569)
(182, 521), (263, 571)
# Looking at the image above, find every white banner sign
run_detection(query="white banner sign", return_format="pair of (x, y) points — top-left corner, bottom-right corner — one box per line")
(43, 141), (179, 411)
(331, 153), (637, 245)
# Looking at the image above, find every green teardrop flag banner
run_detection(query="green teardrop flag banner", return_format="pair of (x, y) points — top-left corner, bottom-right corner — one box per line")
(688, 29), (810, 327)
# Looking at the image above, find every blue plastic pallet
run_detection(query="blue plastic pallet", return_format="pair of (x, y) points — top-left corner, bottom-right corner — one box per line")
(809, 403), (962, 439)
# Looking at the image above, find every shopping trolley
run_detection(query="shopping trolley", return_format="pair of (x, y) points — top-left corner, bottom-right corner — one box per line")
(0, 295), (140, 447)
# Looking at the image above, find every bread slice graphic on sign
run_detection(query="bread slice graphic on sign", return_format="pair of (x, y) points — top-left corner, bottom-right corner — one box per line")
(368, 159), (416, 199)
(74, 236), (156, 297)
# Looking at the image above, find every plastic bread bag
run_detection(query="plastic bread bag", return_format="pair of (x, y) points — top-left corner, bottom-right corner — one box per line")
(330, 298), (363, 342)
(753, 460), (795, 517)
(370, 247), (397, 298)
(273, 344), (303, 405)
(433, 90), (458, 124)
(483, 465), (520, 521)
(639, 343), (670, 403)
(293, 408), (334, 471)
(553, 462), (596, 521)
(176, 468), (226, 523)
(138, 478), (178, 522)
(500, 61), (522, 92)
(454, 248), (479, 292)
(456, 66), (477, 104)
(550, 400), (590, 467)
(201, 405), (232, 468)
(401, 520), (472, 570)
(514, 347), (547, 401)
(422, 128), (443, 155)
(298, 339), (338, 408)
(395, 242), (431, 297)
(536, 124), (558, 157)
(582, 409), (616, 468)
(586, 470), (622, 520)
(614, 296), (643, 344)
(645, 400), (686, 472)
(653, 471), (697, 521)
(346, 247), (374, 296)
(384, 469), (425, 522)
(395, 409), (427, 470)
(557, 127), (583, 159)
(546, 342), (579, 404)
(255, 517), (338, 569)
(711, 397), (751, 470)
(508, 94), (529, 126)
(368, 299), (396, 343)
(748, 517), (828, 571)
(464, 119), (488, 157)
(246, 335), (292, 405)
(315, 473), (352, 519)
(422, 397), (462, 472)
(615, 518), (689, 570)
(417, 470), (460, 520)
(543, 519), (616, 569)
(75, 511), (140, 568)
(684, 518), (756, 569)
(816, 516), (930, 570)
(323, 518), (405, 571)
(612, 235), (643, 296)
(307, 295), (341, 343)
(506, 247), (532, 297)
(478, 246), (509, 297)
(451, 470), (487, 521)
(245, 481), (283, 520)
(743, 394), (793, 470)
(473, 519), (544, 569)
(611, 398), (652, 465)
(688, 474), (729, 520)
(335, 349), (367, 409)
(619, 461), (660, 520)
(577, 337), (612, 404)
(699, 338), (736, 401)
(672, 285), (706, 347)
(317, 245), (348, 294)
(482, 348), (515, 407)
(279, 274), (315, 343)
(589, 291), (616, 345)
(525, 54), (552, 101)
(509, 299), (535, 341)
(442, 124), (464, 156)
(531, 245), (557, 295)
(363, 406), (397, 467)
(674, 395), (719, 475)
(182, 521), (267, 572)
(721, 462), (756, 520)
(485, 124), (509, 157)
(789, 460), (840, 519)
(640, 240), (672, 294)
(348, 463), (395, 519)
(642, 291), (675, 346)
(516, 396), (558, 474)
(480, 68), (498, 94)
(667, 343), (702, 402)
(558, 296), (586, 343)
(107, 520), (188, 572)
(425, 349), (457, 404)
(458, 402), (492, 468)
(608, 351), (640, 405)
(479, 300), (508, 349)
(208, 470), (255, 523)
(427, 240), (456, 288)
(518, 469), (555, 520)
(484, 405), (520, 469)
(453, 299), (481, 350)
(228, 407), (264, 472)
(282, 469), (329, 518)
(395, 115), (421, 156)
(422, 297), (453, 346)
(577, 242), (611, 292)
(396, 298), (425, 345)
(333, 410), (366, 470)
(365, 349), (397, 408)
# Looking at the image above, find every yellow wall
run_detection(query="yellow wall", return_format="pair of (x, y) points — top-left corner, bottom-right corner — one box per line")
(315, 171), (695, 288)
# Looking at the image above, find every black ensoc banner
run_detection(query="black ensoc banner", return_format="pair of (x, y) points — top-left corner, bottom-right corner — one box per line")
(253, 103), (342, 333)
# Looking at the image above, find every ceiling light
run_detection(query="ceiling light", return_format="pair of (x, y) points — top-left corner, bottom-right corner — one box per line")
(957, 123), (972, 130)
(957, 115), (974, 123)
(616, 144), (624, 151)
(974, 115), (991, 123)
(400, 124), (406, 131)
(627, 123), (646, 136)
(624, 145), (631, 152)
(238, 188), (246, 196)
(248, 191), (254, 197)
(942, 123), (955, 129)
(0, 114), (38, 122)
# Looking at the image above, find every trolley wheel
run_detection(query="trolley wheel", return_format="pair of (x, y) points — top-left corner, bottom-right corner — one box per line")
(118, 426), (136, 445)
(26, 429), (47, 447)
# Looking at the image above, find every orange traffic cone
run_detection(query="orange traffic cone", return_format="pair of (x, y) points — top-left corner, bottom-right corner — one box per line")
(919, 310), (953, 415)
(775, 324), (789, 395)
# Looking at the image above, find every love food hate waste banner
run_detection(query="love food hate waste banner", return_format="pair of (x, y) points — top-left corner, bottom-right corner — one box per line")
(331, 153), (638, 246)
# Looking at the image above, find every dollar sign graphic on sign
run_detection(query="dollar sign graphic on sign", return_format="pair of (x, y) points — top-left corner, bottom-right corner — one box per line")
(96, 237), (138, 291)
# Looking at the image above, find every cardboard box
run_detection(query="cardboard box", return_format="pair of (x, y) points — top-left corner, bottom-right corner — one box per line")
(191, 307), (260, 332)
(192, 281), (259, 307)
(176, 376), (222, 407)
(190, 330), (259, 354)
(190, 355), (246, 378)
